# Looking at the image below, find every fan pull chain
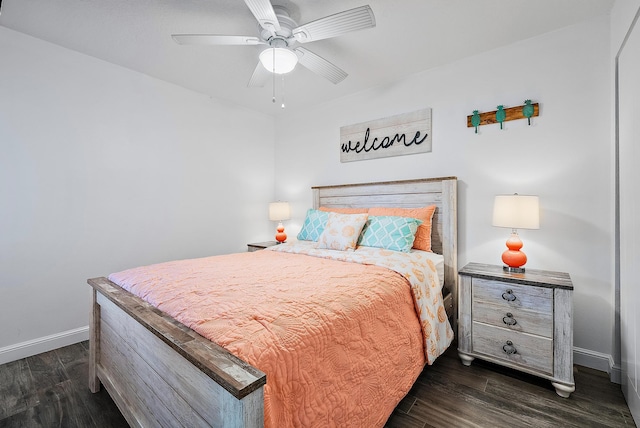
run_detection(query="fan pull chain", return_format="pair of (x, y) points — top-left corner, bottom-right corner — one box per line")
(272, 48), (276, 103)
(281, 75), (286, 109)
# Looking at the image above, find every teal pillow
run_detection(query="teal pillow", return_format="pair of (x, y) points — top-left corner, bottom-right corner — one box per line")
(297, 209), (329, 242)
(358, 216), (422, 252)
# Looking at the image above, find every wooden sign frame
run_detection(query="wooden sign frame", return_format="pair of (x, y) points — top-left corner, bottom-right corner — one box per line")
(340, 108), (432, 163)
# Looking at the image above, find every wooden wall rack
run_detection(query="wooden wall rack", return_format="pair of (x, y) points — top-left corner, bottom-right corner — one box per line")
(467, 102), (539, 129)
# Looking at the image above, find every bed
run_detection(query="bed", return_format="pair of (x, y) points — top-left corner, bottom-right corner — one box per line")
(87, 176), (458, 427)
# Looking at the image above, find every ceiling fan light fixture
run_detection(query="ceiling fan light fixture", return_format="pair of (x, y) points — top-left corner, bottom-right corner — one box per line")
(259, 48), (298, 74)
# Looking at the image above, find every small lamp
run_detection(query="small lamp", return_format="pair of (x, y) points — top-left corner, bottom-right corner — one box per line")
(269, 201), (291, 243)
(492, 194), (540, 273)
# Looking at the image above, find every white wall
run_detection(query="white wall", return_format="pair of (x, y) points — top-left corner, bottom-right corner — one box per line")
(0, 12), (619, 374)
(0, 27), (276, 362)
(275, 16), (614, 367)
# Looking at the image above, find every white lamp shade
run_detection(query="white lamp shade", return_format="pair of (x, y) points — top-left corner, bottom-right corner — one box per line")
(492, 195), (540, 229)
(259, 48), (298, 74)
(269, 202), (291, 221)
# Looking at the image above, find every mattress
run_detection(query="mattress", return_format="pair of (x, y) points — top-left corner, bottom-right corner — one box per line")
(108, 245), (452, 427)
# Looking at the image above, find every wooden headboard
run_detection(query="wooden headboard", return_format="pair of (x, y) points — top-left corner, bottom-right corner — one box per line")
(312, 177), (458, 328)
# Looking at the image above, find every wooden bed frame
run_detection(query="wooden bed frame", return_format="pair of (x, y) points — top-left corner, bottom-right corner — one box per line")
(87, 176), (457, 428)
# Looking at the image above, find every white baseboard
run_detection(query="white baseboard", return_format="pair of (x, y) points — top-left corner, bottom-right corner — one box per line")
(0, 329), (623, 385)
(573, 346), (622, 384)
(0, 326), (89, 366)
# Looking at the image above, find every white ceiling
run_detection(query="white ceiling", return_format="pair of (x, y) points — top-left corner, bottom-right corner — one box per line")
(0, 0), (614, 116)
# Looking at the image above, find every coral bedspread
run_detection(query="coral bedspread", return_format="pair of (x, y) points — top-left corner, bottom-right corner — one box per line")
(108, 243), (453, 427)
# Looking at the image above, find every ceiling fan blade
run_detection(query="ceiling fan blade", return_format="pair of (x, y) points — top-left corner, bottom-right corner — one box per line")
(292, 5), (375, 43)
(244, 0), (281, 35)
(248, 61), (271, 87)
(172, 34), (264, 46)
(171, 34), (265, 46)
(294, 47), (347, 84)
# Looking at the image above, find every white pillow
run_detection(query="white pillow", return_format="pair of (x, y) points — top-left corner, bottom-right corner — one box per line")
(316, 212), (369, 251)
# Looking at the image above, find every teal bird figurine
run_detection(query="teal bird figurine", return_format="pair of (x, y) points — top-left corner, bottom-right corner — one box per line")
(496, 105), (506, 129)
(471, 110), (481, 134)
(523, 100), (534, 125)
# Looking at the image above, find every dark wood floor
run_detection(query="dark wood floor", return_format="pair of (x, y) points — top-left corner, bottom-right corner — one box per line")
(386, 347), (636, 428)
(0, 341), (127, 427)
(0, 341), (635, 427)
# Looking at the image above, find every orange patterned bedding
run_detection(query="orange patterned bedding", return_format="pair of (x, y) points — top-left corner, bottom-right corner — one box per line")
(108, 244), (452, 427)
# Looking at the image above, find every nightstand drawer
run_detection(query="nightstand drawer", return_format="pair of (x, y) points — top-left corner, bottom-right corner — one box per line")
(472, 278), (552, 313)
(472, 322), (553, 375)
(472, 300), (553, 338)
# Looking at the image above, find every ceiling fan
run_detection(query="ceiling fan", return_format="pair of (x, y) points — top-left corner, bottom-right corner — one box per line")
(172, 0), (376, 87)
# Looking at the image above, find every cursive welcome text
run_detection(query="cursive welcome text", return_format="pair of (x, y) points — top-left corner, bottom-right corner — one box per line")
(341, 127), (428, 154)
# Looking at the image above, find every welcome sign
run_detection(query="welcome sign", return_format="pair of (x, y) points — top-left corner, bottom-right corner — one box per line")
(340, 108), (432, 163)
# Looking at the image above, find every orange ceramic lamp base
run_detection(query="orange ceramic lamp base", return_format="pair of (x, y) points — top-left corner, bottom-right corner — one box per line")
(502, 232), (527, 273)
(275, 222), (287, 243)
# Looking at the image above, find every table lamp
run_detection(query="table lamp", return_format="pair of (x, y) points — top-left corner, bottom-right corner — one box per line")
(269, 201), (291, 243)
(492, 194), (540, 273)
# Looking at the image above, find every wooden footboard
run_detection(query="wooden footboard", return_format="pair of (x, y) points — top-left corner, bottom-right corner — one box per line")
(88, 277), (266, 428)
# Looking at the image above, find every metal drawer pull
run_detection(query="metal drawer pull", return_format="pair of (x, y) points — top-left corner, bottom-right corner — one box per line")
(502, 289), (517, 301)
(502, 340), (517, 355)
(503, 313), (517, 326)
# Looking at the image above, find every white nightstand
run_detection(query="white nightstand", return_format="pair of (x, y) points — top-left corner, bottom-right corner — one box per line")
(247, 241), (280, 252)
(458, 262), (575, 398)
